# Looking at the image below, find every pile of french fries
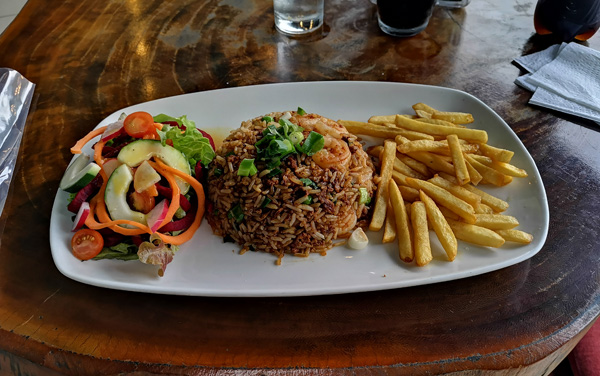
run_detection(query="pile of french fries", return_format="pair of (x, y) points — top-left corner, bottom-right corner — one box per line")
(339, 103), (533, 267)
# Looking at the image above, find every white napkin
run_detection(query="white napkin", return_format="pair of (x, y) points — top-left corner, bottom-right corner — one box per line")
(513, 43), (600, 125)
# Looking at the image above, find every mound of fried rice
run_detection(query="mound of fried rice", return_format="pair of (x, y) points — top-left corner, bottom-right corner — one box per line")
(206, 111), (376, 261)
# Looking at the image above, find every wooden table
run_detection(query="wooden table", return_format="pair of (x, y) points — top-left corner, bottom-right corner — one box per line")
(1, 0), (599, 374)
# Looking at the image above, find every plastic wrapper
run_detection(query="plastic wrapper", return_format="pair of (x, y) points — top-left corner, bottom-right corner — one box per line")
(0, 68), (35, 217)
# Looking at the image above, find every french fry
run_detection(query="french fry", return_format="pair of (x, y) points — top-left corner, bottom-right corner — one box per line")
(464, 153), (510, 187)
(427, 175), (481, 210)
(470, 155), (528, 178)
(395, 115), (486, 143)
(414, 117), (465, 128)
(438, 205), (461, 220)
(440, 172), (509, 212)
(404, 177), (477, 224)
(413, 103), (475, 124)
(415, 109), (432, 119)
(462, 184), (509, 213)
(420, 191), (457, 261)
(479, 143), (514, 163)
(411, 201), (432, 266)
(395, 135), (410, 145)
(397, 140), (449, 154)
(366, 145), (384, 159)
(447, 134), (470, 185)
(382, 201), (397, 243)
(464, 158), (483, 185)
(432, 111), (474, 124)
(391, 170), (410, 186)
(389, 180), (413, 262)
(393, 157), (427, 179)
(412, 103), (436, 115)
(368, 115), (397, 124)
(474, 203), (494, 214)
(474, 214), (519, 230)
(369, 140), (397, 231)
(406, 151), (455, 176)
(396, 154), (431, 177)
(495, 229), (534, 244)
(446, 219), (506, 248)
(340, 120), (434, 141)
(399, 185), (420, 202)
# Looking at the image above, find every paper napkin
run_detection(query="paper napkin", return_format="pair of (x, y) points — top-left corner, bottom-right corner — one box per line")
(513, 43), (600, 125)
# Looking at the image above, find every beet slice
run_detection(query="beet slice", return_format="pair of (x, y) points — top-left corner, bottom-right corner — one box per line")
(198, 129), (216, 150)
(97, 228), (126, 247)
(67, 174), (103, 213)
(159, 206), (197, 233)
(154, 183), (192, 212)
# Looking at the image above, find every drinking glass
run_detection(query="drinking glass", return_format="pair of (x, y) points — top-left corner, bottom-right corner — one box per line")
(274, 0), (324, 35)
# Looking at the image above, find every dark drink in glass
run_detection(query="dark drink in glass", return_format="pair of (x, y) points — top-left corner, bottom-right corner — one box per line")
(377, 0), (438, 37)
(534, 0), (600, 41)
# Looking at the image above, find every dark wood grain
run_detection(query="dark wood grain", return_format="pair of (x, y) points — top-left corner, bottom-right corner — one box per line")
(0, 0), (599, 375)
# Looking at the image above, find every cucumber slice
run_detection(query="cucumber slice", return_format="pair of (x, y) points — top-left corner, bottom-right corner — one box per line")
(60, 154), (101, 193)
(117, 139), (191, 194)
(104, 164), (147, 227)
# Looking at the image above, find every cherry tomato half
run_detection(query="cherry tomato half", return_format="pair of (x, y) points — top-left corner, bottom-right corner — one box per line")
(123, 111), (155, 138)
(71, 229), (104, 260)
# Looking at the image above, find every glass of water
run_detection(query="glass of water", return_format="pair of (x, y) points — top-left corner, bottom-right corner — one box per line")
(274, 0), (324, 35)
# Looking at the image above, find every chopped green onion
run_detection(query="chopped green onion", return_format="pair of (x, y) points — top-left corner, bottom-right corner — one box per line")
(265, 168), (282, 178)
(262, 116), (274, 123)
(213, 167), (223, 177)
(303, 195), (313, 205)
(297, 107), (307, 116)
(260, 197), (272, 208)
(238, 158), (258, 176)
(301, 131), (325, 156)
(359, 187), (370, 204)
(300, 178), (318, 189)
(289, 131), (304, 145)
(227, 204), (244, 223)
(266, 157), (281, 169)
(268, 139), (294, 156)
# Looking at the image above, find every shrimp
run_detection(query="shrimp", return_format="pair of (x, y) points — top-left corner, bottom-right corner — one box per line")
(312, 137), (351, 169)
(290, 113), (352, 169)
(337, 211), (357, 237)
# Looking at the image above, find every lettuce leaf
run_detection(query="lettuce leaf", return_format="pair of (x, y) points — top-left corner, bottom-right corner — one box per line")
(153, 114), (215, 168)
(94, 242), (139, 260)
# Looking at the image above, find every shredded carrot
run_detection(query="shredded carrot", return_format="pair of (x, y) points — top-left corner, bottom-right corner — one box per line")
(70, 126), (108, 154)
(85, 199), (151, 232)
(93, 140), (107, 167)
(154, 159), (205, 245)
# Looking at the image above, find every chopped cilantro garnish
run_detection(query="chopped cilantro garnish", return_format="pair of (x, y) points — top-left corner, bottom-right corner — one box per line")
(260, 197), (272, 208)
(300, 178), (318, 189)
(228, 204), (244, 223)
(301, 131), (325, 156)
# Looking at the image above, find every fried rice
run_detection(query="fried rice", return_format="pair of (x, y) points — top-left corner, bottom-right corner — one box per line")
(206, 111), (376, 261)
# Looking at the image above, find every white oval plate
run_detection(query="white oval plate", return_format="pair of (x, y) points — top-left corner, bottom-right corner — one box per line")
(49, 81), (549, 297)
